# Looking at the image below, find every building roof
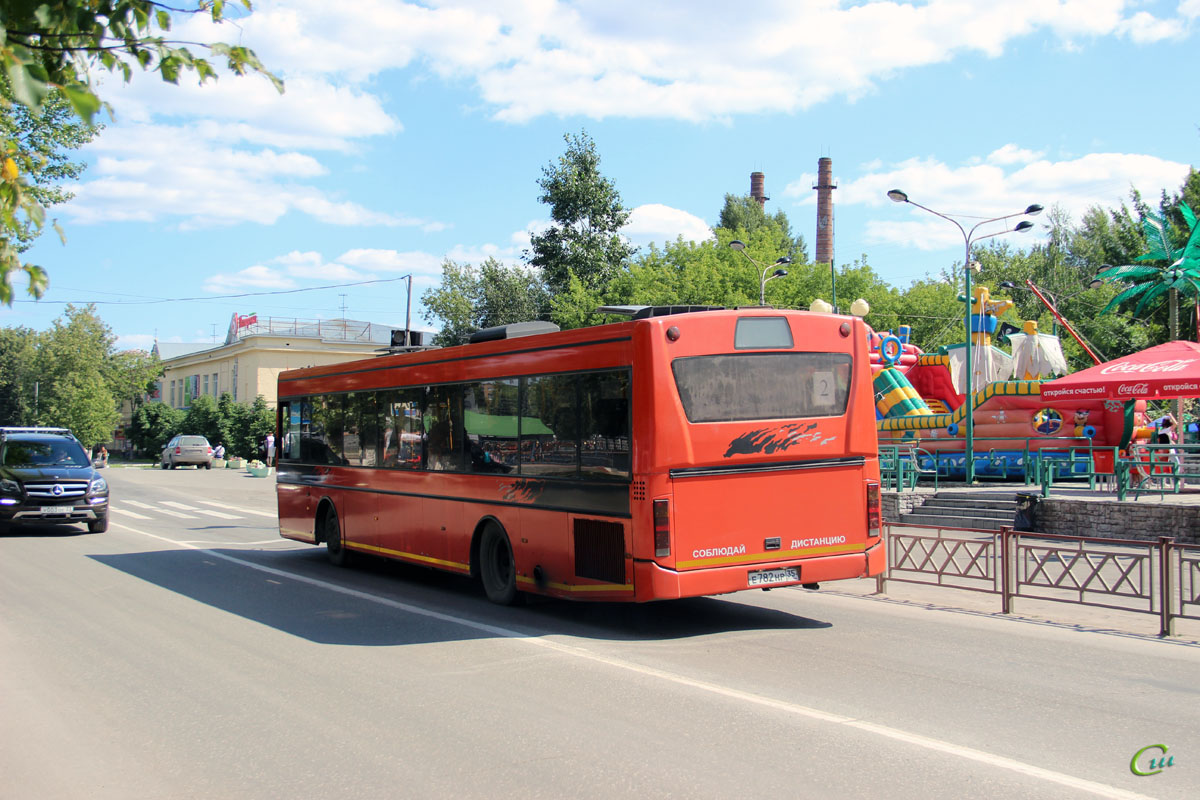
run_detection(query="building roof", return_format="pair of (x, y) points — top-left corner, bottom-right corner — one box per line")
(153, 342), (216, 360)
(225, 317), (399, 346)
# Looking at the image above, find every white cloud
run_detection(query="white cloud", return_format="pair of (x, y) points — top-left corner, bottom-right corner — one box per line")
(623, 204), (713, 247)
(64, 123), (443, 230)
(986, 144), (1045, 166)
(203, 265), (297, 293)
(1119, 11), (1188, 42)
(847, 151), (1191, 250)
(218, 0), (1184, 122)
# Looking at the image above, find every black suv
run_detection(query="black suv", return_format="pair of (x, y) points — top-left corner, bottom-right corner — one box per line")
(0, 427), (109, 534)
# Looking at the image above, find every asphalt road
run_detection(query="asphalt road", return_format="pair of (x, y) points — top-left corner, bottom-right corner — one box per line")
(1, 467), (1196, 799)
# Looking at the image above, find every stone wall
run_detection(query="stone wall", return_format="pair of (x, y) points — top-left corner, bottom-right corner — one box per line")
(884, 490), (1199, 544)
(1033, 499), (1200, 544)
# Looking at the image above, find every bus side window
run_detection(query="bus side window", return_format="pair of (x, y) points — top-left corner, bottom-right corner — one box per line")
(520, 374), (577, 478)
(580, 370), (630, 480)
(379, 388), (423, 470)
(426, 385), (465, 472)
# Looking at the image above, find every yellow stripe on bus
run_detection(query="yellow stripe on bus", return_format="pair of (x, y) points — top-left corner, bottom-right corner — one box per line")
(676, 542), (864, 569)
(345, 541), (470, 572)
(516, 576), (634, 593)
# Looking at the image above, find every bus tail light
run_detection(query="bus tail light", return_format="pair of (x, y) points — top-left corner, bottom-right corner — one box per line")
(653, 499), (671, 557)
(866, 482), (881, 538)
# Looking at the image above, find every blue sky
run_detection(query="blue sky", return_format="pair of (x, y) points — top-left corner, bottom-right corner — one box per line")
(2, 0), (1197, 350)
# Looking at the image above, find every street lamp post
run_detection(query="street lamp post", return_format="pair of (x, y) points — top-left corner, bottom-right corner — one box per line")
(729, 240), (791, 305)
(887, 190), (1042, 483)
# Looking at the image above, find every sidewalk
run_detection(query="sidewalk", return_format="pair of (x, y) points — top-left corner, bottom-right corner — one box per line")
(826, 575), (1200, 644)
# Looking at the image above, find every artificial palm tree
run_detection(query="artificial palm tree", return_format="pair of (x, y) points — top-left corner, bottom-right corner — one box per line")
(1096, 202), (1200, 426)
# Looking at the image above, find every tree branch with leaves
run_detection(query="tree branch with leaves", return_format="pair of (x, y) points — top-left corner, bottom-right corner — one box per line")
(0, 0), (282, 305)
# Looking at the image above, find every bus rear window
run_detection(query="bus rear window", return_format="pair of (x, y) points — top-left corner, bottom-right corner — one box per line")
(672, 353), (852, 422)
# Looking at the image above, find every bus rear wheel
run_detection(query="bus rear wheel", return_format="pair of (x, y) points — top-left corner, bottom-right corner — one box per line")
(324, 508), (350, 567)
(479, 523), (518, 605)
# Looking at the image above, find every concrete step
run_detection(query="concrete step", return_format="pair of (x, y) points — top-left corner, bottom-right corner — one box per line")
(898, 513), (1011, 531)
(925, 498), (1018, 512)
(911, 504), (1016, 520)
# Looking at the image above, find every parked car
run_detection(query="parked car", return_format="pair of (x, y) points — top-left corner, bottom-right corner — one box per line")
(0, 427), (109, 534)
(161, 435), (214, 470)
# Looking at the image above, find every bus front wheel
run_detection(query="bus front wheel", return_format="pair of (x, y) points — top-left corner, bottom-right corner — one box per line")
(323, 508), (350, 567)
(479, 523), (518, 605)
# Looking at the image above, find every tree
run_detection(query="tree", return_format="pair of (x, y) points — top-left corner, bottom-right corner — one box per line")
(222, 395), (273, 460)
(40, 369), (115, 448)
(717, 194), (808, 262)
(0, 83), (97, 249)
(422, 257), (550, 346)
(33, 303), (118, 437)
(182, 394), (222, 445)
(527, 131), (635, 295)
(0, 324), (37, 424)
(0, 1), (282, 305)
(106, 348), (162, 414)
(129, 400), (182, 455)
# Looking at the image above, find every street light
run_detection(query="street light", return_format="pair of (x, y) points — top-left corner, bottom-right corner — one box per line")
(729, 240), (792, 305)
(887, 190), (1041, 483)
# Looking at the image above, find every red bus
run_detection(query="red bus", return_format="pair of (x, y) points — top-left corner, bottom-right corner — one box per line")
(275, 307), (883, 604)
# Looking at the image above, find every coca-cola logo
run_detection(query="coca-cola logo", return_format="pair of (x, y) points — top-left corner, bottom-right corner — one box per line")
(1117, 383), (1150, 396)
(1100, 358), (1195, 375)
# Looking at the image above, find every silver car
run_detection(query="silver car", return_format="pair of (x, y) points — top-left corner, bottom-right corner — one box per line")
(161, 435), (213, 470)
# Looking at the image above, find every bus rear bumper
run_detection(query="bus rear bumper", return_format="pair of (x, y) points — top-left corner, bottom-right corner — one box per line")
(635, 539), (884, 601)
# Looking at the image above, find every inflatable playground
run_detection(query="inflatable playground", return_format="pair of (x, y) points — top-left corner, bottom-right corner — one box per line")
(869, 285), (1152, 480)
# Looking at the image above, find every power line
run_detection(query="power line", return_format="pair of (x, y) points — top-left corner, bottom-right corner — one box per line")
(13, 275), (414, 306)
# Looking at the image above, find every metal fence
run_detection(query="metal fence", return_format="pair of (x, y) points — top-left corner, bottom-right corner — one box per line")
(876, 522), (1200, 636)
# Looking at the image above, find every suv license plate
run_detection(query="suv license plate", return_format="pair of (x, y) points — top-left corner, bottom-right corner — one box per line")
(40, 506), (71, 514)
(748, 567), (799, 587)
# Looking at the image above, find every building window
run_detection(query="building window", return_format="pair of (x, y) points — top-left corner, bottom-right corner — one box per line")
(213, 372), (219, 396)
(169, 380), (175, 407)
(203, 374), (209, 396)
(232, 360), (238, 401)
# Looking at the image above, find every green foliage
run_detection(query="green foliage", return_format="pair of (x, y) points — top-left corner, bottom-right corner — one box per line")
(129, 401), (183, 454)
(422, 257), (550, 346)
(717, 194), (808, 262)
(40, 369), (116, 448)
(0, 83), (97, 249)
(0, 1), (282, 306)
(105, 348), (162, 412)
(527, 130), (634, 295)
(0, 324), (37, 424)
(182, 394), (223, 445)
(222, 395), (273, 460)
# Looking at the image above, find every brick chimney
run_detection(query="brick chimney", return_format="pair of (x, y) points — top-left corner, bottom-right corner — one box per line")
(813, 158), (836, 265)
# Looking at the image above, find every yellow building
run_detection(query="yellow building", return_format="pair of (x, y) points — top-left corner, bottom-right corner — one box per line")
(152, 316), (406, 411)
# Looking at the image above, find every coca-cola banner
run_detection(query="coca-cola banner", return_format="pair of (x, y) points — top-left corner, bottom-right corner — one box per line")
(1041, 341), (1200, 401)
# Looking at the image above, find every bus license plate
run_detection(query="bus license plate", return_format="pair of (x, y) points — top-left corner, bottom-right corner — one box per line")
(748, 567), (799, 587)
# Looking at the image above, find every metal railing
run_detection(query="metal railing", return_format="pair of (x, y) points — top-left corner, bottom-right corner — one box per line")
(1114, 442), (1200, 501)
(876, 522), (1200, 636)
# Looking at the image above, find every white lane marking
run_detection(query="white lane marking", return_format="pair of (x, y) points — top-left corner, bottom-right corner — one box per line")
(124, 500), (158, 510)
(111, 508), (151, 520)
(161, 501), (200, 511)
(112, 521), (1153, 800)
(198, 501), (275, 518)
(192, 509), (242, 520)
(154, 508), (197, 519)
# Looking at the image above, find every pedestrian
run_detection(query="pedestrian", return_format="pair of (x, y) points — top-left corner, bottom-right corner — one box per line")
(1157, 414), (1181, 488)
(265, 432), (275, 464)
(213, 442), (225, 460)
